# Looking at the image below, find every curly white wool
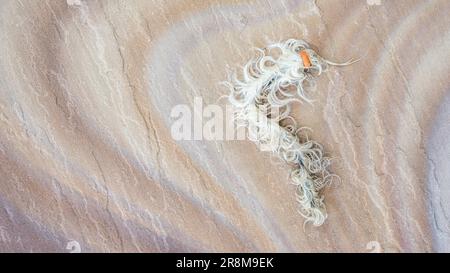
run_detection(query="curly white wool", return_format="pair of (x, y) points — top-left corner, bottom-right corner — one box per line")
(224, 39), (355, 227)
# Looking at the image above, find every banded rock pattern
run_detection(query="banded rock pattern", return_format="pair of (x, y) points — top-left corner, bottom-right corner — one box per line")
(0, 0), (449, 252)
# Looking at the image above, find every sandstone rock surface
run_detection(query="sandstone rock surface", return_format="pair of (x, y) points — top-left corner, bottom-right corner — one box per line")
(0, 0), (449, 252)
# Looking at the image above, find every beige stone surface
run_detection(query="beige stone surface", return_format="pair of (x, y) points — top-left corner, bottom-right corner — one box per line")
(0, 0), (449, 252)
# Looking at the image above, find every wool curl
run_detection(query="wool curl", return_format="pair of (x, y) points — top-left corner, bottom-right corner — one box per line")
(224, 39), (355, 227)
